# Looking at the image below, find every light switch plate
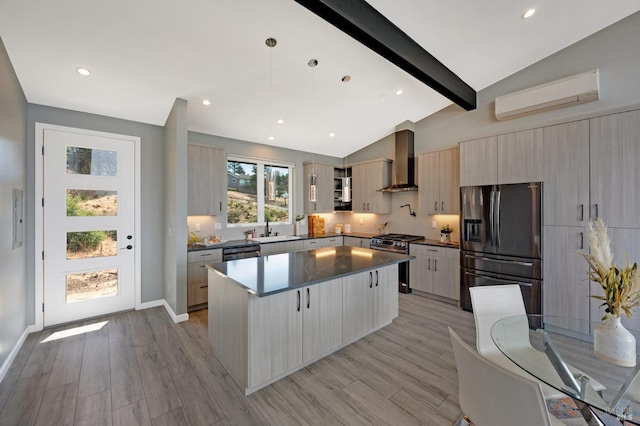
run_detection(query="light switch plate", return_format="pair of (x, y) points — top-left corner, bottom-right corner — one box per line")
(431, 220), (437, 229)
(195, 223), (201, 231)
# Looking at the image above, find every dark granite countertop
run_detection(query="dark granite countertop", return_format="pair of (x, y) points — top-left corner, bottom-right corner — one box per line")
(207, 246), (413, 297)
(188, 239), (260, 252)
(411, 239), (460, 249)
(188, 232), (375, 251)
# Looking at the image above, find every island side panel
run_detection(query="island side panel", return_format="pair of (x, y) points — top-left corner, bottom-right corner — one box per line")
(208, 269), (248, 391)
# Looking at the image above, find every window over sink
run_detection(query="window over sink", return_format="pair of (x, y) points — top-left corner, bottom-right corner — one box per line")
(227, 156), (292, 228)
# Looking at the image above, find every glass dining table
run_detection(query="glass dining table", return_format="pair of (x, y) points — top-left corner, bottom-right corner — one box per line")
(491, 315), (640, 425)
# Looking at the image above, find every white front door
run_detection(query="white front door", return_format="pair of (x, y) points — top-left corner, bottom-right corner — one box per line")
(43, 128), (136, 326)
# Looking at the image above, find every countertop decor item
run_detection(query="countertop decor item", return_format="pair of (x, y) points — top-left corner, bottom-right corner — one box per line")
(581, 219), (640, 366)
(440, 225), (453, 243)
(294, 214), (304, 236)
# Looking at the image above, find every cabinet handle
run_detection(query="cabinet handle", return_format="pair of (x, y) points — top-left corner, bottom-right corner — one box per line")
(580, 204), (584, 222)
(434, 201), (438, 211)
(367, 202), (370, 211)
(307, 288), (310, 309)
(363, 203), (366, 211)
(441, 201), (445, 211)
(297, 290), (301, 312)
(199, 285), (208, 289)
(200, 265), (206, 268)
(427, 258), (431, 270)
(580, 232), (584, 250)
(220, 201), (222, 212)
(369, 271), (373, 288)
(434, 259), (438, 272)
(595, 203), (599, 218)
(375, 270), (379, 287)
(200, 253), (211, 257)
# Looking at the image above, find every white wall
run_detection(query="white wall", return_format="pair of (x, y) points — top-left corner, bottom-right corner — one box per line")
(0, 36), (28, 374)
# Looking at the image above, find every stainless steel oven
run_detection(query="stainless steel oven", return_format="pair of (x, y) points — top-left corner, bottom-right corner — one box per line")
(370, 233), (424, 293)
(222, 243), (260, 261)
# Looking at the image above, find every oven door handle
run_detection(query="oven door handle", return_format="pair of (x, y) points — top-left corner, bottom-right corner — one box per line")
(463, 254), (533, 267)
(465, 271), (533, 287)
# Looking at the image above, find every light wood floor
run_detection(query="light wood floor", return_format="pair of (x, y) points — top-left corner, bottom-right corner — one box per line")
(0, 294), (476, 425)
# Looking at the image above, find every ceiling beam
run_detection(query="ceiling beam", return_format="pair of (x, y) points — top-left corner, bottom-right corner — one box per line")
(294, 0), (477, 111)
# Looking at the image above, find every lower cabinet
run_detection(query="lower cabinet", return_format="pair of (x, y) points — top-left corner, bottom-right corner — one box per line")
(343, 236), (371, 248)
(247, 278), (343, 390)
(187, 249), (222, 310)
(343, 265), (398, 343)
(409, 245), (459, 302)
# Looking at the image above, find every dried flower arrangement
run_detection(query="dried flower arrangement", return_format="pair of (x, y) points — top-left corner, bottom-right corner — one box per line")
(580, 219), (640, 320)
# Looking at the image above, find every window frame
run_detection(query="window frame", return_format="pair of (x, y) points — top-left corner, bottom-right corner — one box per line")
(226, 155), (294, 228)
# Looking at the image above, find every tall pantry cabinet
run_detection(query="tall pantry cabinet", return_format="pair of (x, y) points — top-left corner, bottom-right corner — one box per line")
(542, 110), (640, 330)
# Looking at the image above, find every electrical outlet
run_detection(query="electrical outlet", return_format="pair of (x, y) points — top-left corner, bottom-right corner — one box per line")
(214, 223), (221, 230)
(359, 218), (364, 225)
(195, 223), (201, 231)
(431, 220), (437, 229)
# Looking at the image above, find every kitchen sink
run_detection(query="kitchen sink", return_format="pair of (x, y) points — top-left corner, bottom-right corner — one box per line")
(249, 235), (301, 243)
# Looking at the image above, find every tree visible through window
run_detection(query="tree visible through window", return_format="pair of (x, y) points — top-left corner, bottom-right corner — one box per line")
(227, 157), (292, 227)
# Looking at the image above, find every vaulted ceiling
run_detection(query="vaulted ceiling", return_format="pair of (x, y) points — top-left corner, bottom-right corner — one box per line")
(1, 0), (638, 156)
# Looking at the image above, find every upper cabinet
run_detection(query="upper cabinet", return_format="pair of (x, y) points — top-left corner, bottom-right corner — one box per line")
(188, 145), (225, 215)
(590, 110), (640, 228)
(459, 136), (497, 186)
(459, 129), (542, 187)
(351, 159), (392, 214)
(542, 120), (590, 227)
(303, 162), (334, 214)
(497, 128), (543, 184)
(418, 147), (460, 215)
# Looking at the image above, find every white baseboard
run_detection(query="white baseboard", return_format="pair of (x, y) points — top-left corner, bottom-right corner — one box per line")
(0, 326), (30, 384)
(137, 299), (189, 323)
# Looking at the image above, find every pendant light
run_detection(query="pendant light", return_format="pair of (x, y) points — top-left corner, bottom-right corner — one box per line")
(341, 75), (351, 203)
(308, 59), (318, 203)
(266, 37), (277, 201)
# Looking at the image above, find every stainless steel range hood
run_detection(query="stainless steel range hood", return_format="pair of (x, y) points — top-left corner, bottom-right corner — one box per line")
(379, 129), (418, 192)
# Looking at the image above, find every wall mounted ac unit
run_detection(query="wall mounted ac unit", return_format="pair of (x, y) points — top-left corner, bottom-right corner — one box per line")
(495, 69), (600, 120)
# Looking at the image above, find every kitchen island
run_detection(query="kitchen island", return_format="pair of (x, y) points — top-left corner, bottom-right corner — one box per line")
(207, 246), (413, 395)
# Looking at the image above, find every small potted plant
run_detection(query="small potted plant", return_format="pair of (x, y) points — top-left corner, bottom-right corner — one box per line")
(581, 219), (640, 366)
(441, 225), (453, 243)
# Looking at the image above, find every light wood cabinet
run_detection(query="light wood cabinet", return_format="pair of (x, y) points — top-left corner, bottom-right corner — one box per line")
(590, 110), (640, 228)
(322, 236), (343, 247)
(187, 248), (222, 310)
(543, 226), (589, 324)
(303, 238), (322, 250)
(248, 289), (302, 388)
(459, 136), (497, 186)
(343, 236), (370, 248)
(303, 162), (334, 213)
(351, 160), (391, 213)
(418, 147), (460, 215)
(342, 265), (398, 343)
(497, 128), (543, 184)
(542, 121), (590, 227)
(409, 244), (459, 303)
(188, 145), (225, 215)
(302, 279), (343, 363)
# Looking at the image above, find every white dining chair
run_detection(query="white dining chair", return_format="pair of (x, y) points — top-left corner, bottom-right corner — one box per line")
(469, 284), (606, 398)
(449, 327), (567, 426)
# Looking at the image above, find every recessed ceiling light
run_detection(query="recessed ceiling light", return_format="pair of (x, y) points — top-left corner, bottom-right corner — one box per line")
(396, 89), (404, 95)
(268, 136), (275, 141)
(277, 119), (284, 124)
(522, 8), (536, 19)
(202, 99), (211, 106)
(76, 67), (91, 76)
(329, 133), (336, 138)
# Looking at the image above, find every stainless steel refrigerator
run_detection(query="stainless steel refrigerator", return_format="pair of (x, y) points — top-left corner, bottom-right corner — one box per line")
(460, 182), (543, 315)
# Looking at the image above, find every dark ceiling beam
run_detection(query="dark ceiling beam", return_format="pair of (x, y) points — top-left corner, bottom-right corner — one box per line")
(294, 0), (477, 111)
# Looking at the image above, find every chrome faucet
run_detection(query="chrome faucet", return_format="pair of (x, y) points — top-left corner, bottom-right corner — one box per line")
(265, 216), (271, 237)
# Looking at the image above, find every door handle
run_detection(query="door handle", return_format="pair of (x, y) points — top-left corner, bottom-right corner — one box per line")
(495, 190), (501, 248)
(434, 201), (438, 211)
(375, 270), (379, 287)
(199, 285), (208, 289)
(427, 258), (431, 270)
(489, 189), (495, 247)
(369, 271), (373, 288)
(127, 235), (133, 240)
(465, 271), (533, 287)
(367, 202), (370, 211)
(220, 201), (222, 212)
(120, 245), (133, 250)
(580, 204), (584, 222)
(580, 232), (584, 250)
(463, 253), (533, 267)
(297, 290), (301, 312)
(441, 201), (444, 211)
(363, 203), (366, 211)
(594, 203), (599, 218)
(434, 259), (437, 272)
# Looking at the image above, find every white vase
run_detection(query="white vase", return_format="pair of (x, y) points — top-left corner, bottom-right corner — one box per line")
(294, 222), (300, 236)
(593, 316), (636, 367)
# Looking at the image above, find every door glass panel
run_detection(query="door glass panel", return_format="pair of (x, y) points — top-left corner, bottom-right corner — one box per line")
(66, 146), (117, 176)
(67, 190), (117, 216)
(67, 230), (117, 259)
(66, 269), (118, 303)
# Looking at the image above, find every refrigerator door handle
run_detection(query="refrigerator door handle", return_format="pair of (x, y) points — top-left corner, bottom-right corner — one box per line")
(463, 253), (533, 267)
(495, 189), (501, 248)
(489, 189), (495, 247)
(465, 271), (533, 287)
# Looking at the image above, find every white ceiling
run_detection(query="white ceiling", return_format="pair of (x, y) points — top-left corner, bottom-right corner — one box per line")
(1, 0), (639, 157)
